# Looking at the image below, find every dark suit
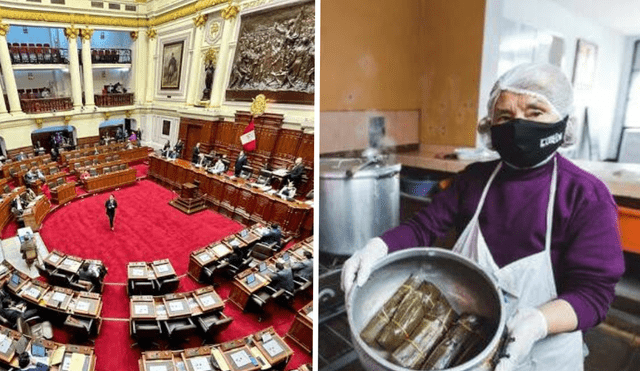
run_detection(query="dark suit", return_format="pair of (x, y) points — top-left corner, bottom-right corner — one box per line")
(262, 227), (282, 246)
(284, 163), (305, 187)
(105, 199), (118, 228)
(292, 259), (313, 281)
(234, 155), (247, 177)
(268, 267), (294, 293)
(191, 146), (200, 163)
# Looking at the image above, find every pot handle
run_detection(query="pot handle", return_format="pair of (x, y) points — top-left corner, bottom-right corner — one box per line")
(490, 328), (514, 369)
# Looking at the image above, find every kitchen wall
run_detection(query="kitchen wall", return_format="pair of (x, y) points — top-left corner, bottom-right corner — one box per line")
(479, 0), (626, 160)
(320, 0), (486, 154)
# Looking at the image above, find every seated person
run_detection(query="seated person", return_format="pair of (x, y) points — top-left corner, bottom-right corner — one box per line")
(23, 188), (37, 204)
(20, 233), (37, 266)
(283, 157), (305, 187)
(93, 146), (100, 156)
(125, 140), (134, 150)
(261, 223), (282, 248)
(50, 147), (59, 162)
(168, 150), (178, 160)
(291, 251), (313, 281)
(24, 167), (45, 186)
(15, 151), (26, 161)
(78, 262), (107, 289)
(234, 151), (248, 177)
(11, 196), (24, 216)
(0, 296), (38, 324)
(266, 262), (294, 293)
(226, 246), (245, 269)
(195, 153), (206, 167)
(277, 181), (297, 200)
(79, 170), (90, 182)
(305, 189), (314, 200)
(208, 155), (226, 174)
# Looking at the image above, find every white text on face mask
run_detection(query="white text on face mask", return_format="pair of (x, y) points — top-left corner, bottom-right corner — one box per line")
(540, 133), (563, 148)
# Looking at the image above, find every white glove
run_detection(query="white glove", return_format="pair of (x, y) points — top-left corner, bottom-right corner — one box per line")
(495, 307), (548, 371)
(340, 237), (388, 298)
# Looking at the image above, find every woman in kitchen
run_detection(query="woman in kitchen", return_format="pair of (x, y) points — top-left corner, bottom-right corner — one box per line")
(342, 63), (624, 371)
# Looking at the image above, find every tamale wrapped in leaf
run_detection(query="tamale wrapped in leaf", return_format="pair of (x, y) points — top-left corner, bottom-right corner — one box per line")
(421, 314), (485, 370)
(360, 275), (422, 346)
(418, 281), (442, 313)
(376, 284), (425, 351)
(390, 300), (458, 368)
(452, 319), (492, 367)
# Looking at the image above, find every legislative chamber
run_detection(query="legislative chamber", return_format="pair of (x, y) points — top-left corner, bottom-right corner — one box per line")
(0, 0), (315, 370)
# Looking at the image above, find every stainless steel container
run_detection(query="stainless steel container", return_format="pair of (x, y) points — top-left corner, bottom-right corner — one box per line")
(347, 248), (506, 371)
(319, 157), (401, 255)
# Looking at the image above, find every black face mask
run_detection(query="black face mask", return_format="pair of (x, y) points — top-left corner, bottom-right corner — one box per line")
(490, 116), (568, 168)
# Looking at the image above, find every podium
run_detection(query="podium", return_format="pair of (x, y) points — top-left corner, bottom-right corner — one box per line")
(169, 182), (207, 214)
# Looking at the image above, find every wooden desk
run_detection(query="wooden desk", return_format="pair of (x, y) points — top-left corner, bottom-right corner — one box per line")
(1, 154), (50, 178)
(253, 327), (293, 366)
(130, 287), (224, 322)
(152, 259), (176, 279)
(130, 297), (157, 320)
(21, 195), (51, 231)
(223, 345), (260, 371)
(148, 156), (312, 236)
(43, 250), (107, 293)
(0, 187), (24, 231)
(228, 272), (269, 311)
(127, 260), (178, 296)
(51, 182), (77, 204)
(84, 167), (136, 193)
(58, 255), (83, 275)
(287, 302), (312, 353)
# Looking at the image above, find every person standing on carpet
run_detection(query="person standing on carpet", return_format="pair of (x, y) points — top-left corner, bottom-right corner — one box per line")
(105, 194), (118, 231)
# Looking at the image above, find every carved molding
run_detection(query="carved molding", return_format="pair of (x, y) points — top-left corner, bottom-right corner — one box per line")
(80, 28), (94, 41)
(35, 118), (43, 128)
(125, 110), (133, 118)
(103, 112), (111, 120)
(0, 0), (229, 28)
(250, 94), (267, 116)
(146, 28), (157, 40)
(194, 14), (208, 28)
(130, 31), (139, 41)
(64, 116), (71, 125)
(221, 4), (240, 20)
(64, 26), (79, 40)
(203, 47), (218, 66)
(0, 23), (9, 37)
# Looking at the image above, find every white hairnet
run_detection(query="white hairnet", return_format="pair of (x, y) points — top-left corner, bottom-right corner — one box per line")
(478, 63), (576, 147)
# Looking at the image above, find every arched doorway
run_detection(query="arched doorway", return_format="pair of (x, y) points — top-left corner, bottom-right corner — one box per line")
(31, 125), (77, 154)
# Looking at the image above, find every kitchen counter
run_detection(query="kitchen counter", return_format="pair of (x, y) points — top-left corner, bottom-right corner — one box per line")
(396, 146), (640, 199)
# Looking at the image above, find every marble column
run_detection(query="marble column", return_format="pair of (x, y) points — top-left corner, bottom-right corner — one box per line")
(210, 6), (239, 107)
(0, 23), (22, 113)
(145, 28), (157, 103)
(65, 27), (83, 108)
(186, 14), (208, 106)
(0, 78), (7, 114)
(129, 31), (140, 104)
(80, 28), (95, 107)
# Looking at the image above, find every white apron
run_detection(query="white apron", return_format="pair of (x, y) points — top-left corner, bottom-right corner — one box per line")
(452, 158), (584, 371)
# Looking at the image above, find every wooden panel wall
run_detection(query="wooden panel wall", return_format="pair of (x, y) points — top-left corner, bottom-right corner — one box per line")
(178, 112), (313, 182)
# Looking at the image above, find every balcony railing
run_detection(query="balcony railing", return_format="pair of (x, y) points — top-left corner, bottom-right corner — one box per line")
(90, 49), (132, 64)
(21, 97), (73, 114)
(95, 93), (134, 107)
(9, 43), (68, 64)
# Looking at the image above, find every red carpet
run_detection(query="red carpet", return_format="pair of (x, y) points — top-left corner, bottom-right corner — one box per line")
(3, 176), (312, 370)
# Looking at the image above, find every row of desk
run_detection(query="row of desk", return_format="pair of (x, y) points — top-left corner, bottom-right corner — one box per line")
(59, 143), (127, 164)
(0, 186), (24, 231)
(188, 223), (265, 283)
(14, 164), (66, 187)
(43, 250), (107, 293)
(0, 324), (97, 371)
(127, 259), (179, 296)
(83, 167), (137, 193)
(287, 302), (312, 354)
(228, 238), (313, 312)
(51, 182), (77, 205)
(139, 326), (293, 371)
(21, 195), (52, 231)
(6, 270), (103, 332)
(0, 154), (51, 179)
(148, 157), (312, 236)
(67, 146), (149, 171)
(130, 286), (224, 322)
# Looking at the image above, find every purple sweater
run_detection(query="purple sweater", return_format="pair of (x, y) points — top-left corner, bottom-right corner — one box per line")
(381, 154), (625, 330)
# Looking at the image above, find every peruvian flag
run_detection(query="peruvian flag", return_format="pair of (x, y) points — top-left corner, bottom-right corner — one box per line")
(240, 119), (256, 151)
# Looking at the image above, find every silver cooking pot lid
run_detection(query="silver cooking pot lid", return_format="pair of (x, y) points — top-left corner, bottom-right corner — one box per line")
(320, 157), (401, 179)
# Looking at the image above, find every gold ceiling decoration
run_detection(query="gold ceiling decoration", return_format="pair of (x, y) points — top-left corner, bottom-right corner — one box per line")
(250, 94), (267, 116)
(103, 112), (111, 120)
(80, 28), (94, 41)
(64, 116), (71, 125)
(193, 14), (208, 28)
(35, 118), (43, 128)
(0, 23), (9, 37)
(0, 0), (230, 28)
(203, 47), (218, 66)
(221, 4), (239, 20)
(130, 31), (138, 40)
(125, 110), (133, 118)
(64, 26), (79, 39)
(146, 28), (157, 39)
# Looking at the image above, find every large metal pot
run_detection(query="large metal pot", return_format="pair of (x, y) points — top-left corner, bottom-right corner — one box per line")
(319, 157), (401, 255)
(347, 248), (506, 371)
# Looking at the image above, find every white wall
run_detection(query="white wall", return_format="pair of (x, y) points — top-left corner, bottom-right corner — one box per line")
(479, 0), (626, 160)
